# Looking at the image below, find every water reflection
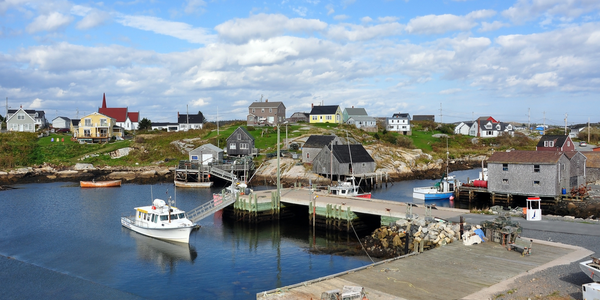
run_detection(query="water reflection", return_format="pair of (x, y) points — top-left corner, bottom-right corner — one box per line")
(127, 229), (198, 272)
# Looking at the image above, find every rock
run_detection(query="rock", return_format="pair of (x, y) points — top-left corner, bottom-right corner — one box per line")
(107, 172), (136, 181)
(74, 163), (95, 170)
(138, 170), (157, 178)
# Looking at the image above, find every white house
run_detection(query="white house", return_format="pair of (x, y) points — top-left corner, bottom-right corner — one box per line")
(387, 113), (411, 135)
(52, 116), (71, 129)
(6, 107), (37, 132)
(471, 116), (514, 138)
(454, 121), (473, 135)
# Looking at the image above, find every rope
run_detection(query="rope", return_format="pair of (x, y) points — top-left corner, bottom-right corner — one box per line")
(350, 219), (374, 263)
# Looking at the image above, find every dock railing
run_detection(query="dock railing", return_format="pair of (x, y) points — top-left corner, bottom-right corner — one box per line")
(186, 190), (237, 223)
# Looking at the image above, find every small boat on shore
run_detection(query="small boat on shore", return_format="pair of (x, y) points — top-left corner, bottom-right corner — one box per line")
(174, 180), (213, 188)
(580, 256), (600, 282)
(121, 198), (195, 244)
(80, 180), (121, 188)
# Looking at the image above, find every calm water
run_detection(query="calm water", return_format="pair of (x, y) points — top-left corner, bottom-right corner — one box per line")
(0, 168), (480, 299)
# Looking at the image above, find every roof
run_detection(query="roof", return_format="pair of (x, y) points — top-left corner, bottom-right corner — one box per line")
(99, 107), (128, 122)
(584, 152), (600, 168)
(71, 119), (80, 126)
(249, 101), (285, 108)
(128, 112), (139, 122)
(536, 135), (569, 148)
(329, 144), (375, 164)
(564, 151), (586, 160)
(304, 135), (338, 148)
(488, 151), (565, 164)
(197, 143), (223, 152)
(226, 126), (254, 141)
(344, 108), (368, 116)
(391, 113), (410, 119)
(152, 122), (178, 127)
(347, 116), (376, 122)
(178, 112), (204, 124)
(52, 116), (70, 121)
(310, 105), (339, 115)
(413, 115), (435, 121)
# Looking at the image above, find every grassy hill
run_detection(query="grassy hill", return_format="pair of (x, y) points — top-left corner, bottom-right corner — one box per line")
(0, 122), (537, 170)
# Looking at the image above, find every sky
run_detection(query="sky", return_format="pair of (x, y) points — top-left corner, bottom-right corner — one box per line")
(1, 0), (599, 126)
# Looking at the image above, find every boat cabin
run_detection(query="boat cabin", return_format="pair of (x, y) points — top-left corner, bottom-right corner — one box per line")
(134, 199), (189, 226)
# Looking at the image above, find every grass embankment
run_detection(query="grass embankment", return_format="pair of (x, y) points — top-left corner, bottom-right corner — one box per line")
(0, 120), (539, 170)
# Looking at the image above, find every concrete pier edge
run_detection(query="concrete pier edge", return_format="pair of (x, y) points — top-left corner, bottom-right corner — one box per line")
(462, 238), (594, 299)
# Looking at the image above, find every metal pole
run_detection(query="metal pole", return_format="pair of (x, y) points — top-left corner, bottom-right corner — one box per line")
(277, 124), (281, 212)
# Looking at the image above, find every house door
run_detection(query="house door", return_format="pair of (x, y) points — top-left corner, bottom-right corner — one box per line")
(570, 176), (578, 188)
(19, 124), (23, 131)
(202, 154), (212, 165)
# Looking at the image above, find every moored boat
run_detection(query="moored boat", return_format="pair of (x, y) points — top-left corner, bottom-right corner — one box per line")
(80, 180), (122, 188)
(330, 177), (372, 198)
(174, 180), (213, 188)
(580, 257), (600, 282)
(121, 198), (195, 244)
(412, 175), (458, 200)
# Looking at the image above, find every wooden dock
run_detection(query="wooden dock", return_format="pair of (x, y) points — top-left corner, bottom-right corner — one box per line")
(232, 187), (469, 228)
(257, 238), (592, 300)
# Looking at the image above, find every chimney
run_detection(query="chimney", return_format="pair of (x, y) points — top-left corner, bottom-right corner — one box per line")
(265, 99), (268, 102)
(352, 106), (354, 108)
(311, 103), (313, 108)
(177, 112), (179, 118)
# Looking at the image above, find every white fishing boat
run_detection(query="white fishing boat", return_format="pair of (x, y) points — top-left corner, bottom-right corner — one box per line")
(121, 198), (195, 244)
(330, 177), (372, 198)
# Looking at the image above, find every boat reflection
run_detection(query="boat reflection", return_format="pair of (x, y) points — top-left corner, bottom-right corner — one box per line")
(128, 230), (198, 272)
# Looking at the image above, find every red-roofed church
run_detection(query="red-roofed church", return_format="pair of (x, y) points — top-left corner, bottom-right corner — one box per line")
(98, 93), (140, 131)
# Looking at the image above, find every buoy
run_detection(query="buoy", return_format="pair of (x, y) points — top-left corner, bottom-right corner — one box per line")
(449, 196), (455, 200)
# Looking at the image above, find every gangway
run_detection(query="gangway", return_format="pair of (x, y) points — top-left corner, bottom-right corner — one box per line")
(186, 190), (237, 223)
(209, 166), (237, 183)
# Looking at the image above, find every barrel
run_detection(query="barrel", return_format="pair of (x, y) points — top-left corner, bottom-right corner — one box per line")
(473, 180), (488, 188)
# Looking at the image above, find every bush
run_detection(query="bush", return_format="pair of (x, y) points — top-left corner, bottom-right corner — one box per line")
(396, 136), (415, 148)
(246, 126), (255, 131)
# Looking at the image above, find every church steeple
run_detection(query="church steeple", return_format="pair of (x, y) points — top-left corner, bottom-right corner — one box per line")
(102, 93), (107, 108)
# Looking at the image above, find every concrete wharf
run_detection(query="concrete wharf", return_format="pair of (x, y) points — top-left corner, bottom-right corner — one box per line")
(257, 237), (591, 300)
(233, 187), (469, 227)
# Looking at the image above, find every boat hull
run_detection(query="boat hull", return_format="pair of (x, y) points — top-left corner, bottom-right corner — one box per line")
(174, 180), (213, 188)
(580, 260), (600, 282)
(413, 188), (453, 200)
(121, 217), (193, 244)
(80, 180), (121, 188)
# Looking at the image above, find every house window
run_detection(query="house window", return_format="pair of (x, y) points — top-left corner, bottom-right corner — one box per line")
(18, 113), (24, 120)
(487, 130), (492, 135)
(534, 165), (540, 173)
(191, 155), (198, 160)
(485, 123), (492, 129)
(100, 119), (107, 126)
(320, 116), (323, 120)
(306, 153), (309, 159)
(326, 115), (332, 120)
(252, 108), (255, 113)
(502, 179), (508, 184)
(533, 180), (540, 186)
(230, 144), (236, 150)
(312, 116), (317, 120)
(269, 108), (272, 113)
(84, 129), (91, 137)
(240, 143), (248, 149)
(261, 109), (265, 113)
(85, 119), (92, 126)
(502, 164), (508, 171)
(544, 141), (554, 147)
(567, 141), (570, 147)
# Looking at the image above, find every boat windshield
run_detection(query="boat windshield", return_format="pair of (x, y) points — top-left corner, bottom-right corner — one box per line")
(171, 214), (179, 220)
(160, 215), (169, 221)
(178, 213), (185, 219)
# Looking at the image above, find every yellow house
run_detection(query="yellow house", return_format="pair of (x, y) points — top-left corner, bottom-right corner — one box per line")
(76, 112), (117, 143)
(308, 105), (343, 124)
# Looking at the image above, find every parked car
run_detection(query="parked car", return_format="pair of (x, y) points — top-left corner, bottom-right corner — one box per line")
(56, 128), (70, 133)
(580, 141), (588, 147)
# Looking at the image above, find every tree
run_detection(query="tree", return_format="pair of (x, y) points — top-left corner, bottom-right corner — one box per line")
(138, 118), (152, 130)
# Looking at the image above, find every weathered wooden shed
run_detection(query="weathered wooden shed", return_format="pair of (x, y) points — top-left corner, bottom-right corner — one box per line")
(189, 144), (224, 165)
(226, 127), (255, 157)
(584, 152), (600, 183)
(564, 151), (587, 188)
(487, 151), (570, 197)
(302, 135), (341, 163)
(312, 144), (375, 177)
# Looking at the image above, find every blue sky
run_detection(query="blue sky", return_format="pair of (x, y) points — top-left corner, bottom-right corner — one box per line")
(1, 0), (599, 125)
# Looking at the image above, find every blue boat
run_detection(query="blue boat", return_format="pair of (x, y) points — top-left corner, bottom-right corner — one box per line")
(412, 175), (458, 200)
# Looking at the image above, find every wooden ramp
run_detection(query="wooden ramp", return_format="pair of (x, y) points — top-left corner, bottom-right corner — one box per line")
(257, 238), (592, 300)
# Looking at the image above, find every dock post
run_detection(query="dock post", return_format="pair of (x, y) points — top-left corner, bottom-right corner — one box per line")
(346, 207), (351, 232)
(491, 192), (495, 206)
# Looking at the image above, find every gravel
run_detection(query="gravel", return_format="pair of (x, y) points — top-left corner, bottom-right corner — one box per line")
(493, 224), (599, 300)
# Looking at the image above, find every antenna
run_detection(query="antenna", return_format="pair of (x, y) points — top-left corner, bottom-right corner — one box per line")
(528, 108), (530, 132)
(439, 103), (443, 124)
(564, 113), (568, 135)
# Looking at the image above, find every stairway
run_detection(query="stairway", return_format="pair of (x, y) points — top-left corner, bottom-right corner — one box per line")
(187, 191), (236, 223)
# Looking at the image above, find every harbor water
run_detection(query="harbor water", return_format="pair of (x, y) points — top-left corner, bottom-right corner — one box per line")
(0, 168), (479, 299)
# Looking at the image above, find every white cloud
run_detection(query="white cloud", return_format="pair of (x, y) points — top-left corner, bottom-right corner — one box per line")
(502, 0), (600, 24)
(440, 88), (461, 94)
(326, 22), (404, 41)
(479, 21), (508, 32)
(292, 6), (308, 17)
(116, 15), (216, 44)
(325, 4), (334, 15)
(27, 12), (74, 33)
(215, 14), (327, 44)
(378, 16), (399, 23)
(184, 0), (206, 14)
(233, 100), (248, 106)
(29, 98), (44, 109)
(191, 98), (210, 106)
(361, 16), (373, 23)
(76, 10), (111, 30)
(334, 14), (350, 21)
(406, 10), (495, 35)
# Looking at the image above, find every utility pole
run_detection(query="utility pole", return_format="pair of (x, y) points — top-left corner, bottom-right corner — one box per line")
(186, 104), (189, 131)
(564, 113), (568, 135)
(589, 117), (591, 143)
(439, 103), (443, 124)
(217, 107), (219, 148)
(543, 111), (546, 135)
(528, 108), (530, 133)
(276, 124), (281, 214)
